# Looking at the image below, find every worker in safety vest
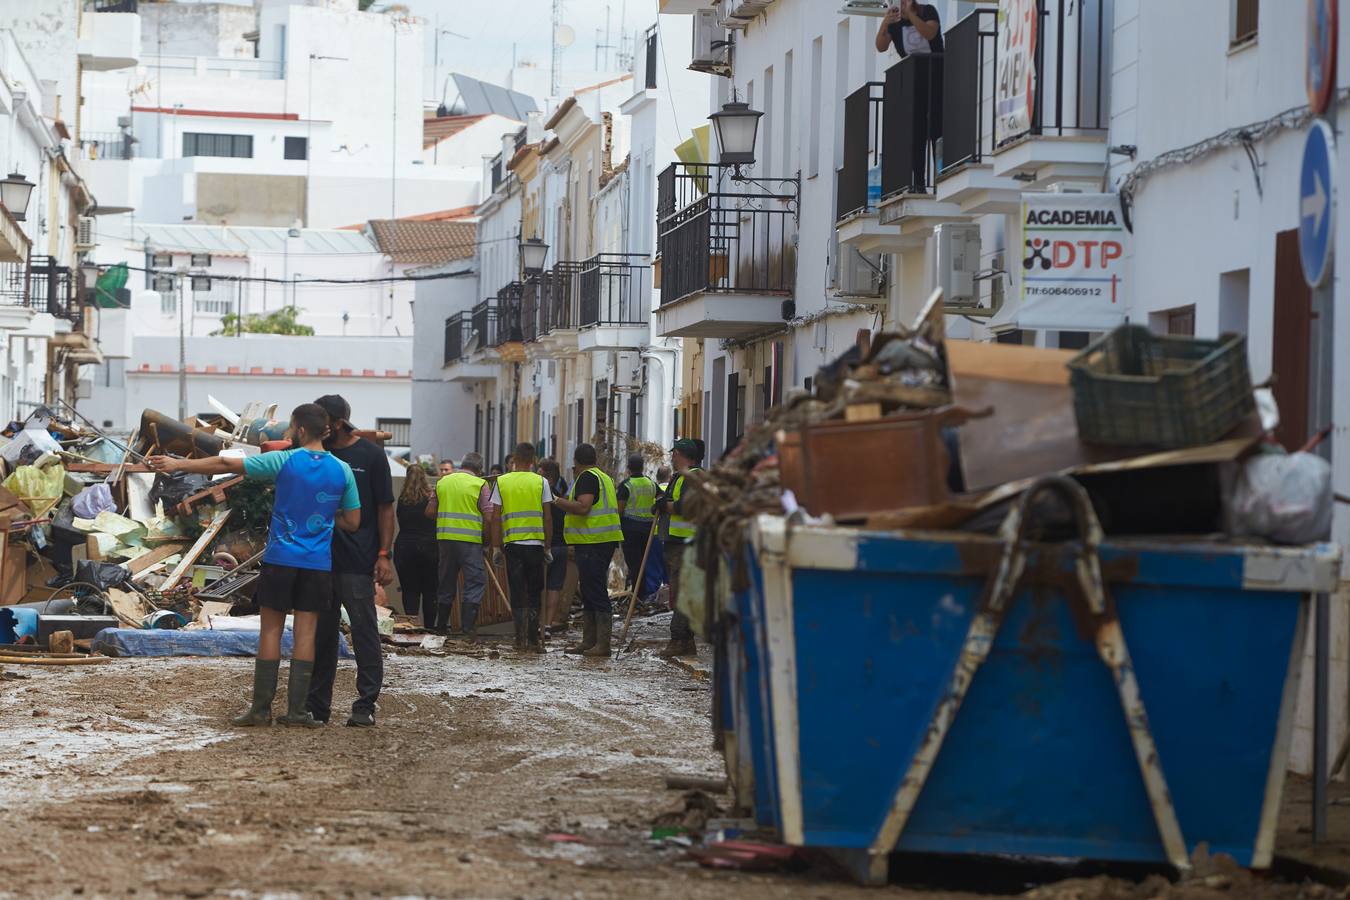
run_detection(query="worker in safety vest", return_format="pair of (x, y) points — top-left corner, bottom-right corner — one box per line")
(616, 453), (659, 602)
(425, 451), (497, 640)
(489, 442), (554, 652)
(655, 438), (704, 658)
(551, 442), (623, 658)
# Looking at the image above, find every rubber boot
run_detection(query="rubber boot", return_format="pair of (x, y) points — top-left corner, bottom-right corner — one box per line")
(231, 658), (279, 727)
(461, 603), (479, 644)
(583, 613), (612, 658)
(658, 638), (697, 659)
(277, 660), (323, 728)
(526, 610), (545, 653)
(565, 611), (597, 654)
(512, 608), (528, 651)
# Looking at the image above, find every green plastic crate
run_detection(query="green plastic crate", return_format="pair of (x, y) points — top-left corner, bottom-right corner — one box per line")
(1067, 325), (1254, 448)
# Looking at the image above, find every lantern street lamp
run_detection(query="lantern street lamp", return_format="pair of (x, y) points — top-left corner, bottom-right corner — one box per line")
(0, 172), (35, 222)
(80, 262), (100, 293)
(521, 235), (549, 276)
(709, 100), (764, 168)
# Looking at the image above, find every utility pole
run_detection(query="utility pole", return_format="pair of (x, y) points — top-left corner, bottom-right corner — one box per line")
(551, 0), (564, 98)
(176, 266), (187, 421)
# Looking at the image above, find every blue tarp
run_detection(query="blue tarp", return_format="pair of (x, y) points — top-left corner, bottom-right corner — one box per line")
(92, 628), (352, 659)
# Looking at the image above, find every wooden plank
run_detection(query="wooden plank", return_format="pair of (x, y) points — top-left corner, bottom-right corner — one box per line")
(65, 463), (153, 474)
(946, 339), (1076, 386)
(125, 542), (187, 575)
(85, 533), (104, 562)
(175, 476), (243, 517)
(160, 509), (231, 590)
(844, 403), (883, 423)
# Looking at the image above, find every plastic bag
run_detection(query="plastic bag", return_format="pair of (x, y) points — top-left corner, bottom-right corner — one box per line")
(149, 471), (210, 507)
(1226, 450), (1333, 545)
(3, 463), (66, 509)
(72, 483), (115, 519)
(74, 559), (133, 591)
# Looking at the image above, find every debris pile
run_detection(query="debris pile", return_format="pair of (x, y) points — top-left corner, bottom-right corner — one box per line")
(0, 398), (369, 661)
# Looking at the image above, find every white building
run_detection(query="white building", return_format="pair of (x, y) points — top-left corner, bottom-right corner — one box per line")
(79, 0), (504, 230)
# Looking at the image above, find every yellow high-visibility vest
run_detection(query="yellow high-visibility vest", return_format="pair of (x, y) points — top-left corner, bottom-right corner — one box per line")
(436, 471), (485, 543)
(564, 467), (623, 545)
(497, 471), (546, 544)
(621, 475), (657, 522)
(668, 468), (701, 540)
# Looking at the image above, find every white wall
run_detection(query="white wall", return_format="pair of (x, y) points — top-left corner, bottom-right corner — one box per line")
(410, 261), (480, 463)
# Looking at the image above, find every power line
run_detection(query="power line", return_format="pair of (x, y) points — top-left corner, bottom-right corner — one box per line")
(127, 264), (476, 286)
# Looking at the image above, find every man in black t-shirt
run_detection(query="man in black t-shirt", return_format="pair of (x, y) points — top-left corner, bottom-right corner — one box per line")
(307, 394), (395, 728)
(875, 1), (944, 192)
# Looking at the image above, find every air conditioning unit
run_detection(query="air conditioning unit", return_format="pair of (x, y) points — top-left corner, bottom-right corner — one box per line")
(75, 216), (96, 251)
(690, 8), (731, 75)
(721, 0), (771, 29)
(839, 0), (891, 16)
(937, 222), (982, 307)
(829, 232), (888, 302)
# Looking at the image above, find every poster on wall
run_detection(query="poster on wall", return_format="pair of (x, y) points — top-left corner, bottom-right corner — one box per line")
(1018, 193), (1131, 330)
(995, 0), (1038, 144)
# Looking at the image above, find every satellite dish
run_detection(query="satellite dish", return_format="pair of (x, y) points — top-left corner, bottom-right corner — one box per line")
(554, 24), (576, 48)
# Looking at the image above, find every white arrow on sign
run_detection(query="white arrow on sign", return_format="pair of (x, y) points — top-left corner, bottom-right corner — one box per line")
(1304, 169), (1329, 232)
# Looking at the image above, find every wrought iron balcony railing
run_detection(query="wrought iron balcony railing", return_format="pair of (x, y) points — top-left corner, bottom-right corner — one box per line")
(656, 163), (798, 307)
(0, 255), (81, 322)
(994, 0), (1108, 146)
(493, 282), (524, 345)
(538, 261), (583, 335)
(521, 277), (540, 343)
(444, 312), (465, 365)
(836, 81), (884, 221)
(880, 53), (944, 200)
(578, 253), (650, 328)
(470, 299), (497, 352)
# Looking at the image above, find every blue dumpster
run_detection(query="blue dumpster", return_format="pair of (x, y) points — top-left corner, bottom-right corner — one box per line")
(719, 477), (1341, 884)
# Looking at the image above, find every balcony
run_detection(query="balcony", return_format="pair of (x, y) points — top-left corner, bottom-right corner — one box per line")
(79, 1), (141, 71)
(0, 255), (87, 334)
(0, 204), (30, 267)
(932, 8), (1025, 214)
(835, 81), (904, 261)
(655, 163), (798, 340)
(577, 253), (651, 351)
(491, 282), (527, 362)
(874, 54), (967, 236)
(534, 261), (582, 356)
(442, 311), (497, 383)
(988, 0), (1109, 188)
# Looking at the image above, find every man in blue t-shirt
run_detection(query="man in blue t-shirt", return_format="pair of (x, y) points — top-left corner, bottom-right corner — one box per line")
(148, 403), (360, 728)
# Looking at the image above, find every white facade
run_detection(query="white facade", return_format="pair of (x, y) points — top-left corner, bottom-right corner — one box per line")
(80, 0), (494, 230)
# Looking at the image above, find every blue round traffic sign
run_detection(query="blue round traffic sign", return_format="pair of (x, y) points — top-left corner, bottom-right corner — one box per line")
(1308, 0), (1339, 115)
(1300, 120), (1336, 289)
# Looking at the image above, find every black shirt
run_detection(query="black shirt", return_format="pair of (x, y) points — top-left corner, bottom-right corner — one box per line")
(329, 437), (395, 575)
(549, 476), (568, 545)
(572, 471), (601, 505)
(395, 498), (435, 545)
(887, 4), (944, 56)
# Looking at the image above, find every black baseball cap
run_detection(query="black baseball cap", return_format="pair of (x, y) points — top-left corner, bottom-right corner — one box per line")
(671, 438), (705, 461)
(314, 394), (354, 430)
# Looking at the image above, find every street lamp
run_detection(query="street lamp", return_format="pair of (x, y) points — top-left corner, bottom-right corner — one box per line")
(521, 235), (549, 276)
(709, 100), (764, 167)
(80, 262), (100, 292)
(0, 172), (35, 221)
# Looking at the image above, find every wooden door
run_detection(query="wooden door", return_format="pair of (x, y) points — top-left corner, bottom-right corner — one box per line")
(1271, 229), (1311, 451)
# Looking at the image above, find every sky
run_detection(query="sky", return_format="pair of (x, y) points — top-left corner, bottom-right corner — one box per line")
(393, 0), (657, 104)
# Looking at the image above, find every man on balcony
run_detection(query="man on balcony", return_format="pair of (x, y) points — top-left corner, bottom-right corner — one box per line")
(876, 1), (944, 192)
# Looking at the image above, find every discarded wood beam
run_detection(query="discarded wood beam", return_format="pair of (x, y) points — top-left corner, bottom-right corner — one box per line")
(64, 463), (154, 474)
(664, 774), (729, 794)
(125, 542), (188, 575)
(0, 654), (110, 666)
(161, 508), (231, 590)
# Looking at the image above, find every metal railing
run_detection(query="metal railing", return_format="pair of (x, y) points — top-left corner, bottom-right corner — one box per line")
(836, 81), (884, 221)
(77, 131), (133, 161)
(1002, 0), (1109, 145)
(85, 0), (137, 11)
(940, 8), (998, 175)
(644, 27), (659, 89)
(656, 163), (799, 307)
(521, 277), (540, 343)
(470, 299), (498, 352)
(0, 255), (81, 322)
(539, 260), (583, 334)
(444, 313), (464, 364)
(881, 53), (944, 200)
(578, 254), (650, 328)
(493, 282), (524, 345)
(143, 55), (284, 80)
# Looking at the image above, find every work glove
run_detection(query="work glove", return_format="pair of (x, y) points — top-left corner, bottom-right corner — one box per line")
(490, 547), (504, 568)
(544, 549), (554, 565)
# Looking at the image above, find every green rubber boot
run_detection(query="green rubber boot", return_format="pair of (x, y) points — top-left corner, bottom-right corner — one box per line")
(565, 611), (597, 654)
(277, 660), (323, 728)
(583, 613), (612, 658)
(231, 658), (279, 727)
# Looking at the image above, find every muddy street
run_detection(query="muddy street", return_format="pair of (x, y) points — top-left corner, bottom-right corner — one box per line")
(0, 620), (951, 900)
(0, 621), (1344, 900)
